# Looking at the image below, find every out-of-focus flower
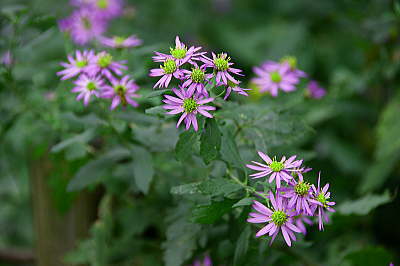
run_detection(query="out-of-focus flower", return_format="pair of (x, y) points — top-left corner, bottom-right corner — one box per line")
(152, 36), (205, 66)
(246, 152), (303, 188)
(162, 87), (215, 131)
(87, 51), (127, 78)
(252, 61), (300, 97)
(149, 59), (184, 88)
(181, 67), (213, 97)
(310, 173), (336, 231)
(1, 50), (12, 66)
(100, 35), (142, 48)
(221, 80), (250, 100)
(71, 0), (123, 19)
(57, 50), (96, 80)
(292, 214), (313, 235)
(72, 75), (105, 105)
(247, 192), (301, 246)
(193, 255), (212, 266)
(201, 52), (243, 85)
(307, 80), (326, 99)
(68, 8), (108, 45)
(101, 75), (139, 109)
(280, 56), (307, 79)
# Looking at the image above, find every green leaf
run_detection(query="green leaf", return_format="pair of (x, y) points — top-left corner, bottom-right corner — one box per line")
(145, 106), (166, 116)
(171, 178), (242, 197)
(200, 119), (221, 164)
(343, 246), (392, 266)
(191, 199), (237, 224)
(175, 130), (198, 162)
(232, 197), (254, 208)
(51, 129), (94, 153)
(233, 225), (251, 266)
(146, 89), (170, 98)
(338, 191), (391, 215)
(131, 146), (154, 194)
(170, 182), (201, 195)
(220, 127), (244, 170)
(67, 148), (131, 191)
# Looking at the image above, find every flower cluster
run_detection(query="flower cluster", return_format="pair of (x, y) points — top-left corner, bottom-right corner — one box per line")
(150, 36), (250, 131)
(57, 50), (139, 109)
(59, 0), (142, 48)
(246, 151), (335, 246)
(252, 56), (326, 99)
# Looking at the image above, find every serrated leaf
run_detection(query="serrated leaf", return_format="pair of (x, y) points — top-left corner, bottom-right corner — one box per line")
(200, 119), (221, 164)
(175, 130), (198, 162)
(132, 146), (154, 194)
(338, 191), (391, 215)
(191, 199), (237, 224)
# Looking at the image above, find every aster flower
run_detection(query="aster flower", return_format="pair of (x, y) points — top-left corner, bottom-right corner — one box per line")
(101, 75), (140, 110)
(149, 59), (184, 88)
(307, 80), (326, 99)
(71, 0), (123, 19)
(152, 36), (205, 66)
(280, 56), (307, 79)
(162, 87), (215, 131)
(181, 67), (213, 97)
(247, 192), (301, 247)
(1, 50), (12, 67)
(252, 61), (300, 97)
(87, 51), (127, 78)
(193, 255), (212, 266)
(57, 50), (96, 80)
(71, 75), (105, 106)
(246, 152), (303, 188)
(221, 80), (250, 100)
(309, 173), (336, 231)
(68, 8), (108, 45)
(58, 16), (73, 34)
(292, 214), (313, 235)
(100, 35), (142, 49)
(279, 173), (314, 215)
(201, 52), (243, 85)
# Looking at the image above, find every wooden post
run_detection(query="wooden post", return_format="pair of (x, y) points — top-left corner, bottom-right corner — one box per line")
(30, 153), (99, 266)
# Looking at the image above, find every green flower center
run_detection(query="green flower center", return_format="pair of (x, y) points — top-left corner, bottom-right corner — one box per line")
(114, 36), (125, 45)
(191, 68), (205, 83)
(270, 71), (282, 83)
(98, 53), (113, 68)
(97, 0), (108, 9)
(280, 56), (297, 69)
(86, 81), (96, 91)
(114, 84), (126, 94)
(161, 59), (177, 74)
(317, 192), (329, 208)
(269, 160), (284, 172)
(76, 60), (88, 68)
(82, 17), (92, 29)
(271, 210), (288, 226)
(170, 47), (187, 59)
(294, 182), (311, 196)
(214, 54), (230, 71)
(182, 98), (198, 113)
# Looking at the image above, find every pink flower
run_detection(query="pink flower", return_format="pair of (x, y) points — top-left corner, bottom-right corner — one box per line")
(101, 75), (140, 110)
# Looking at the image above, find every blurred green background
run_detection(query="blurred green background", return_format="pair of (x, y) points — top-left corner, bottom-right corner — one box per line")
(0, 0), (399, 265)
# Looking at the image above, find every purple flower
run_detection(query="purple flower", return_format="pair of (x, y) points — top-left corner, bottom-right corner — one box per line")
(152, 36), (205, 66)
(149, 59), (184, 88)
(221, 80), (250, 100)
(101, 75), (140, 110)
(68, 8), (108, 45)
(292, 214), (313, 235)
(279, 174), (314, 215)
(100, 35), (142, 49)
(1, 50), (12, 66)
(181, 67), (213, 97)
(58, 16), (73, 34)
(280, 56), (307, 79)
(162, 87), (215, 131)
(201, 52), (243, 85)
(307, 80), (326, 99)
(252, 61), (300, 97)
(71, 0), (123, 19)
(247, 192), (301, 247)
(246, 152), (303, 188)
(87, 51), (127, 78)
(57, 50), (96, 80)
(309, 173), (336, 231)
(193, 255), (212, 266)
(71, 75), (105, 105)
